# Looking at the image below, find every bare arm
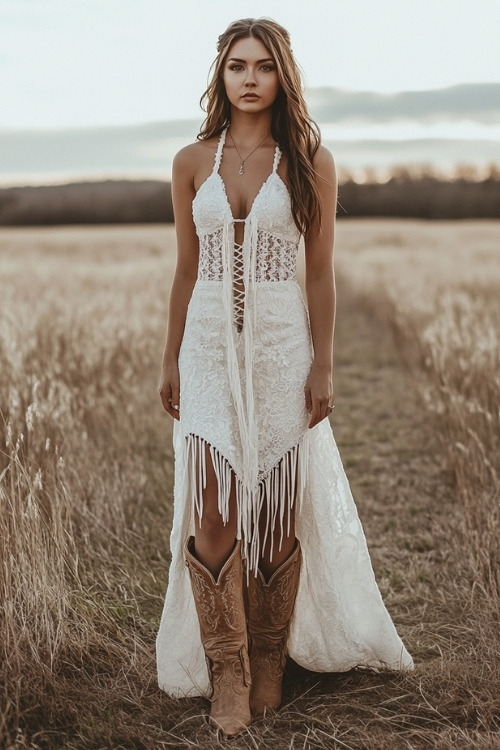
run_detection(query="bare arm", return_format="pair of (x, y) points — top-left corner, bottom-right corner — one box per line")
(159, 147), (200, 419)
(304, 146), (338, 428)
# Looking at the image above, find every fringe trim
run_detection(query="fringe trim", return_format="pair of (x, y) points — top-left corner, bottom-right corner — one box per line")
(184, 432), (309, 573)
(189, 147), (308, 572)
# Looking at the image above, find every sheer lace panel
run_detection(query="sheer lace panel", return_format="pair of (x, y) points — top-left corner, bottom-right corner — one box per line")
(197, 227), (224, 281)
(198, 229), (298, 283)
(254, 231), (298, 282)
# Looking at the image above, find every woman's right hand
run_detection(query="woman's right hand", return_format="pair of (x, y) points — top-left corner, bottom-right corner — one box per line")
(159, 363), (180, 420)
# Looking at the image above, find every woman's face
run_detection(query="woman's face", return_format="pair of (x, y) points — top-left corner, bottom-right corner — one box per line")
(222, 36), (280, 114)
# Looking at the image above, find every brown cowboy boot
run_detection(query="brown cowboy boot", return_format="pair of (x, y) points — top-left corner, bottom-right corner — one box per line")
(247, 540), (302, 715)
(185, 537), (251, 736)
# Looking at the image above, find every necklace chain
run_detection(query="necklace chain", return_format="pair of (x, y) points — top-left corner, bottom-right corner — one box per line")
(228, 130), (270, 175)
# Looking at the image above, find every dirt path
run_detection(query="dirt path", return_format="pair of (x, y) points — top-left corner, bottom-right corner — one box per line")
(331, 272), (446, 631)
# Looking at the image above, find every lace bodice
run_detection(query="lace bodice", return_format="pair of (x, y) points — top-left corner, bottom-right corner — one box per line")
(192, 128), (301, 283)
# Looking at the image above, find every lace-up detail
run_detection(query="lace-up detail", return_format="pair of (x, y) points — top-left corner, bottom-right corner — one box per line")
(194, 130), (300, 287)
(198, 228), (297, 285)
(194, 129), (300, 333)
(232, 235), (245, 332)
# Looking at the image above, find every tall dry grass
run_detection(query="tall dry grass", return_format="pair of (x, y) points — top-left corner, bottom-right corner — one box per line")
(0, 227), (175, 747)
(1, 221), (499, 749)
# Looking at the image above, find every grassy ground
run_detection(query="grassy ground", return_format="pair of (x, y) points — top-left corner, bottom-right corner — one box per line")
(0, 221), (498, 749)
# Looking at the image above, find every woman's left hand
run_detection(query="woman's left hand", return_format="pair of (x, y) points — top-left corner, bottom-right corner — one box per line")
(304, 362), (334, 429)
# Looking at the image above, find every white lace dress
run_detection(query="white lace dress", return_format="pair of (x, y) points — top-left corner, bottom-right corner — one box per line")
(156, 129), (413, 697)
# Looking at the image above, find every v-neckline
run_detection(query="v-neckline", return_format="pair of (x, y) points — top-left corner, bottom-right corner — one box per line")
(216, 129), (281, 223)
(216, 171), (278, 223)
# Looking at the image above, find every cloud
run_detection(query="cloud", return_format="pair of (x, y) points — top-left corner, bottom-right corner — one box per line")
(307, 83), (500, 125)
(2, 84), (500, 183)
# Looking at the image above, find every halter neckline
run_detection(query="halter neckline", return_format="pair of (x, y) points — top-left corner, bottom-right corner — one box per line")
(213, 127), (281, 175)
(211, 128), (283, 223)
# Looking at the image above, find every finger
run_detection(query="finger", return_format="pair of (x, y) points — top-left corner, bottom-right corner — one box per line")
(308, 401), (322, 429)
(169, 384), (180, 420)
(159, 388), (171, 412)
(309, 397), (332, 428)
(171, 384), (180, 410)
(168, 403), (180, 421)
(160, 388), (180, 420)
(164, 398), (180, 420)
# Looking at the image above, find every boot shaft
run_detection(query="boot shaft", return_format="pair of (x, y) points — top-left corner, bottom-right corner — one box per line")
(185, 536), (252, 735)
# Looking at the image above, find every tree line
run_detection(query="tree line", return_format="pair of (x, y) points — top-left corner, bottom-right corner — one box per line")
(0, 171), (498, 225)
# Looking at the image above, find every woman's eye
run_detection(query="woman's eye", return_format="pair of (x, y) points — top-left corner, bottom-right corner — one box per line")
(229, 65), (244, 71)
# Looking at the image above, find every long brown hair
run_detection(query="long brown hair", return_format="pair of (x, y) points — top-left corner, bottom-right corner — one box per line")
(198, 18), (322, 235)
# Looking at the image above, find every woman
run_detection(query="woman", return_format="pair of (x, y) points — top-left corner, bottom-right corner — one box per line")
(156, 17), (413, 737)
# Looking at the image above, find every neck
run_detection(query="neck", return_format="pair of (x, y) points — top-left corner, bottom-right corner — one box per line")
(228, 109), (273, 145)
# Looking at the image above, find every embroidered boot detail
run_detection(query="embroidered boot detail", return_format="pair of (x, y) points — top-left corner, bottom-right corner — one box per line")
(247, 540), (302, 715)
(185, 537), (251, 736)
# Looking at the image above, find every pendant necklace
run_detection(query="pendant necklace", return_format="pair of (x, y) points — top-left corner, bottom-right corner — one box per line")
(228, 130), (270, 175)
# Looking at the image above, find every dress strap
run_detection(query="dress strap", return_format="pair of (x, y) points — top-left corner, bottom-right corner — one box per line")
(272, 144), (282, 174)
(213, 128), (227, 174)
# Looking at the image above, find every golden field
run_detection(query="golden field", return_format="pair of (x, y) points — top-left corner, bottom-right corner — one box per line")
(0, 221), (499, 749)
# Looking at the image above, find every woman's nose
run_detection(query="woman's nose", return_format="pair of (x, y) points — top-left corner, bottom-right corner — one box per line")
(244, 68), (256, 85)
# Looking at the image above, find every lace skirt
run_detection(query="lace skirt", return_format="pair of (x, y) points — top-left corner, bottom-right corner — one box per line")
(156, 279), (414, 697)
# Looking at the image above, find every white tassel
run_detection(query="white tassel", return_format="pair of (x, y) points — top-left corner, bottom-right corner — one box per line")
(183, 433), (309, 573)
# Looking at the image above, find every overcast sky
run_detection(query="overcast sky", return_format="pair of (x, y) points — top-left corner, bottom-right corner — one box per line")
(1, 0), (500, 130)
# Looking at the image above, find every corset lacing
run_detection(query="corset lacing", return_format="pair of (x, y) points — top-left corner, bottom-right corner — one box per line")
(233, 224), (245, 332)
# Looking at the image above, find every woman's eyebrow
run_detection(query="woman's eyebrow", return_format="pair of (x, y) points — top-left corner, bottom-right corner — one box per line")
(227, 57), (275, 63)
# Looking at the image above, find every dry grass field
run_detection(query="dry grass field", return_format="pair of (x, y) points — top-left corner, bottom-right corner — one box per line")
(0, 220), (499, 749)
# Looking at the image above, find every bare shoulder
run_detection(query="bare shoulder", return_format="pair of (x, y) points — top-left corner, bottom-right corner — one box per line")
(172, 142), (202, 172)
(173, 137), (220, 186)
(313, 145), (337, 182)
(173, 138), (217, 170)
